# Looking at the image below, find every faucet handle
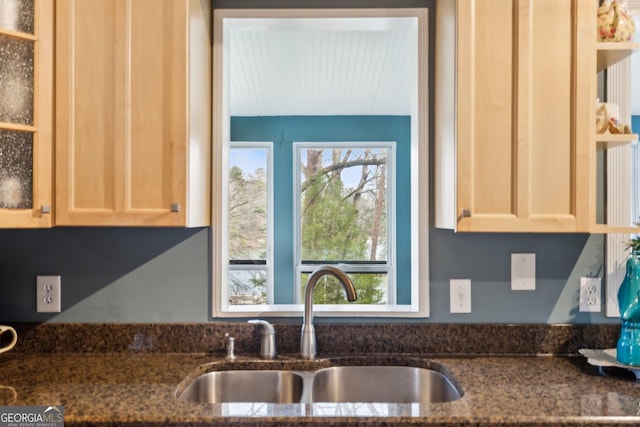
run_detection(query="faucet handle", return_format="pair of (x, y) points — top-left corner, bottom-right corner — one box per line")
(248, 319), (276, 359)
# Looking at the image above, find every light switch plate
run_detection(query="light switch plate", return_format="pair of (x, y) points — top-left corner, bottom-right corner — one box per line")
(450, 279), (471, 313)
(511, 253), (535, 290)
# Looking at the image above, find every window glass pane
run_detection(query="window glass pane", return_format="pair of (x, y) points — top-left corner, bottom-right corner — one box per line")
(0, 34), (33, 124)
(0, 0), (34, 34)
(229, 269), (267, 305)
(0, 128), (32, 208)
(228, 147), (268, 261)
(300, 272), (388, 305)
(299, 147), (388, 262)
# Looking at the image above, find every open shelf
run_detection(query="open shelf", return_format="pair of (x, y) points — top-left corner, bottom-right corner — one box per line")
(596, 133), (638, 150)
(597, 42), (639, 72)
(591, 224), (640, 234)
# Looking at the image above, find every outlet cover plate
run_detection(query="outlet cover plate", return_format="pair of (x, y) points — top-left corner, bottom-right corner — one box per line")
(579, 277), (601, 313)
(36, 275), (61, 313)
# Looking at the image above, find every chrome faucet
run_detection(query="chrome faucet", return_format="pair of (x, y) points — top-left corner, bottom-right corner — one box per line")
(300, 265), (357, 359)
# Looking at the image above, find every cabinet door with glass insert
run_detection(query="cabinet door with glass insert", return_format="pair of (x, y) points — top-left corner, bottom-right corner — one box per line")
(0, 0), (53, 227)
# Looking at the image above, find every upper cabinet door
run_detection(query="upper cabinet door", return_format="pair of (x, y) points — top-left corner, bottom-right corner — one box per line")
(55, 0), (211, 227)
(435, 0), (593, 232)
(0, 0), (53, 228)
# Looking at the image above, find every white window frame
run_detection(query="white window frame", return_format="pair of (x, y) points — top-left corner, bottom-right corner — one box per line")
(293, 141), (397, 305)
(225, 142), (274, 305)
(211, 8), (430, 318)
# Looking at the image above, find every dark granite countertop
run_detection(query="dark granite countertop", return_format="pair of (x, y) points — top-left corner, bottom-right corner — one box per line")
(1, 351), (640, 426)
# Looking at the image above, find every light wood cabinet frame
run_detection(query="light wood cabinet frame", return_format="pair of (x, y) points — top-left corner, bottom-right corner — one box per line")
(55, 0), (211, 227)
(436, 0), (593, 232)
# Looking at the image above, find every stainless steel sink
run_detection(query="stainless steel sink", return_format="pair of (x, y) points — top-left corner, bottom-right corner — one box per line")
(176, 370), (304, 403)
(177, 363), (462, 405)
(311, 366), (461, 403)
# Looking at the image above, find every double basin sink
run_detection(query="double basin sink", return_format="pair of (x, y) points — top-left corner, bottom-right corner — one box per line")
(176, 359), (462, 405)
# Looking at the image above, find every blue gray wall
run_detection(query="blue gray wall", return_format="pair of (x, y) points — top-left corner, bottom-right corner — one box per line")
(0, 0), (618, 324)
(231, 115), (412, 304)
(0, 226), (612, 324)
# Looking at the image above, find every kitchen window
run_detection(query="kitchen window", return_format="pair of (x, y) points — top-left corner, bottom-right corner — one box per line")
(294, 142), (396, 306)
(227, 135), (405, 307)
(212, 9), (429, 317)
(227, 143), (271, 305)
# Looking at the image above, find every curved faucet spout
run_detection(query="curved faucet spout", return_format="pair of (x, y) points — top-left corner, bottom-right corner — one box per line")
(300, 265), (357, 359)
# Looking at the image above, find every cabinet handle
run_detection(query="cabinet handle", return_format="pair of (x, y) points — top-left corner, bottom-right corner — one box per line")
(41, 205), (51, 214)
(170, 203), (180, 213)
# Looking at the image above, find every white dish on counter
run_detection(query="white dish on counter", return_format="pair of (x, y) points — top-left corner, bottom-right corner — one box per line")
(579, 348), (640, 379)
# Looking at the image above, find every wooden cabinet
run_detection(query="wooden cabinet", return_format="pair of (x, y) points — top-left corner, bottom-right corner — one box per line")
(55, 0), (211, 227)
(435, 0), (593, 232)
(0, 0), (53, 228)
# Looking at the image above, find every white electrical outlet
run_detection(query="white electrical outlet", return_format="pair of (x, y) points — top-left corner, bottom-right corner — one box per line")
(579, 277), (601, 313)
(511, 253), (536, 290)
(37, 275), (61, 313)
(450, 279), (471, 313)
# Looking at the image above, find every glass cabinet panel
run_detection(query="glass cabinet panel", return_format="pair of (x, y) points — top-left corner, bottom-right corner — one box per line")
(0, 0), (36, 212)
(0, 34), (34, 124)
(0, 0), (34, 34)
(0, 129), (32, 208)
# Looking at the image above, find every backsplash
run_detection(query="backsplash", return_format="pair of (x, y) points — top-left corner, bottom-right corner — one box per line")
(0, 227), (612, 324)
(7, 323), (620, 356)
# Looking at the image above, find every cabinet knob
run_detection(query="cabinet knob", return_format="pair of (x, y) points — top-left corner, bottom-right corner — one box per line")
(170, 203), (180, 213)
(461, 209), (471, 218)
(41, 205), (51, 214)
